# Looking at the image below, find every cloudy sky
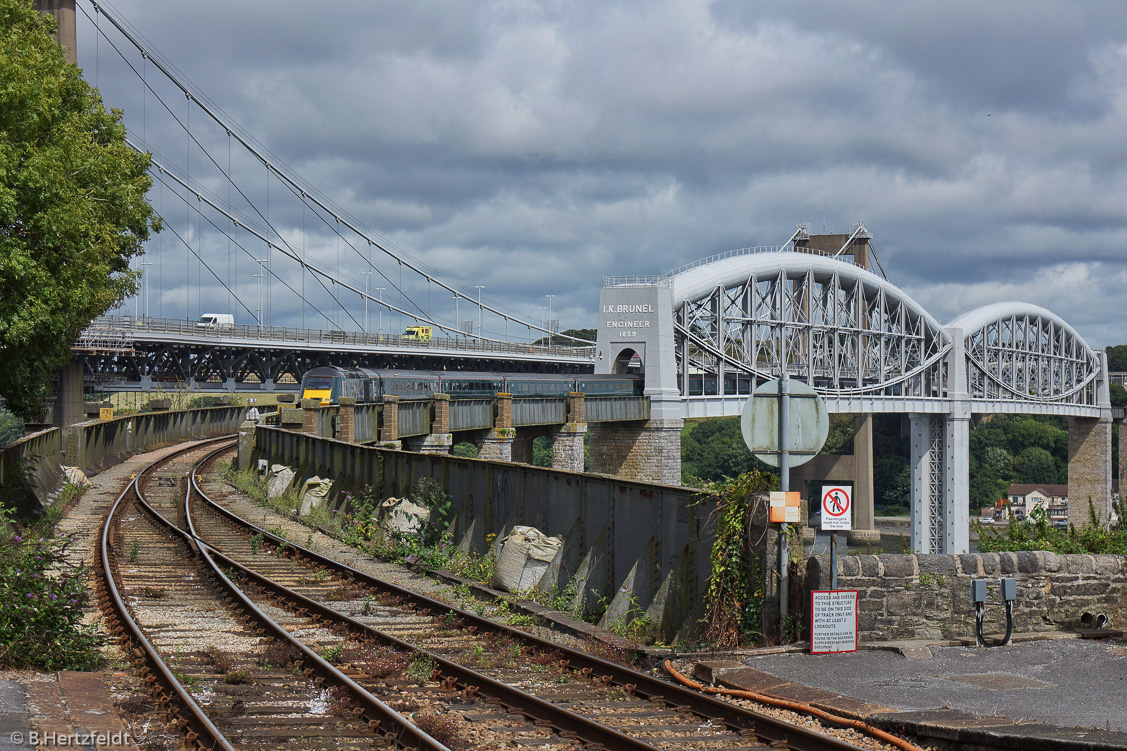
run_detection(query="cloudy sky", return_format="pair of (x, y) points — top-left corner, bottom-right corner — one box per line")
(78, 0), (1127, 346)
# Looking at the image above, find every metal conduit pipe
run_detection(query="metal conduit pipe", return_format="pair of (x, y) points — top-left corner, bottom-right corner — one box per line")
(972, 578), (1016, 648)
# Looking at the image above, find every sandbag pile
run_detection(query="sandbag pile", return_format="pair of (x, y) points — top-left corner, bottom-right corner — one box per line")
(491, 526), (564, 593)
(376, 497), (430, 535)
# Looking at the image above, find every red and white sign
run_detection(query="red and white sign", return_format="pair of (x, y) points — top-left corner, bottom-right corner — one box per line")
(820, 485), (852, 531)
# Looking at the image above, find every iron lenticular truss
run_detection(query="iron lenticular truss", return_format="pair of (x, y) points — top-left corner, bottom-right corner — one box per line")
(950, 302), (1101, 406)
(670, 252), (950, 398)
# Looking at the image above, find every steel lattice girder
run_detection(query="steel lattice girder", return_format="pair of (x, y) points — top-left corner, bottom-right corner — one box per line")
(950, 302), (1100, 406)
(672, 254), (949, 397)
(669, 254), (1103, 410)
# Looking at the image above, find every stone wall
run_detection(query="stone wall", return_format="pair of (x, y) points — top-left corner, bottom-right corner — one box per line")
(588, 418), (683, 485)
(803, 551), (1127, 642)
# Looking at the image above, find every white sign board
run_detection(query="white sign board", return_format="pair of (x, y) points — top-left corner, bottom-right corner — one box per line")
(810, 590), (859, 654)
(820, 485), (852, 531)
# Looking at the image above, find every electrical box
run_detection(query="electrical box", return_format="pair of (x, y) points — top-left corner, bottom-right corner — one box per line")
(971, 579), (988, 603)
(1000, 578), (1017, 601)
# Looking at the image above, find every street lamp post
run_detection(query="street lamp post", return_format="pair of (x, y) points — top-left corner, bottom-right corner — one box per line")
(376, 288), (385, 336)
(454, 295), (460, 338)
(546, 294), (555, 345)
(253, 273), (264, 325)
(475, 285), (484, 339)
(140, 261), (152, 319)
(361, 271), (372, 333)
(253, 259), (268, 326)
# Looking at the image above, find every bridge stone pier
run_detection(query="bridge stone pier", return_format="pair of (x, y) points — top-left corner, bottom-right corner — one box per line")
(593, 282), (684, 486)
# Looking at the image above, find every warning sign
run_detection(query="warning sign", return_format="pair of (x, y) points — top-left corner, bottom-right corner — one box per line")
(769, 491), (801, 523)
(810, 590), (858, 654)
(820, 485), (852, 531)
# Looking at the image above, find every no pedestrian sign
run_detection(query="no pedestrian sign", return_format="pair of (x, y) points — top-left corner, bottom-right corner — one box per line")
(820, 485), (852, 531)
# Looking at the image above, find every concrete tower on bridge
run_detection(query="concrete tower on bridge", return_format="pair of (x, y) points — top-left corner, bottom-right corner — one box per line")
(34, 0), (76, 65)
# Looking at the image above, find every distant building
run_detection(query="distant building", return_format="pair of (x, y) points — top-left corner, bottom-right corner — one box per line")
(1008, 484), (1068, 522)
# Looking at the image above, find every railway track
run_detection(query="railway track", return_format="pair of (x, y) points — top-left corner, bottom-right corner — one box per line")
(100, 438), (891, 751)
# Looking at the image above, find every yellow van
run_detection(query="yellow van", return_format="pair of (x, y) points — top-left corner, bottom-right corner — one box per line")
(402, 325), (432, 341)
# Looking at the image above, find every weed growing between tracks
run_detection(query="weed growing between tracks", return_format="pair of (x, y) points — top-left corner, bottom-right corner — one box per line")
(0, 488), (103, 670)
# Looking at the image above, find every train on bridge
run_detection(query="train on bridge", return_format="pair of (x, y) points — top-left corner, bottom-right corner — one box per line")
(300, 366), (643, 405)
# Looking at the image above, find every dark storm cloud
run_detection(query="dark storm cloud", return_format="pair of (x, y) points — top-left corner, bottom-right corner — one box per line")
(85, 0), (1127, 346)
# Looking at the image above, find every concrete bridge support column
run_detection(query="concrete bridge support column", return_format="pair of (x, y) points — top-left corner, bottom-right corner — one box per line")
(1068, 416), (1113, 525)
(849, 414), (879, 545)
(512, 432), (535, 464)
(380, 396), (401, 448)
(551, 392), (587, 472)
(551, 423), (587, 472)
(53, 359), (85, 427)
(301, 399), (320, 435)
(1118, 418), (1127, 509)
(337, 397), (356, 442)
(407, 394), (452, 454)
(279, 406), (304, 433)
(908, 413), (969, 554)
(477, 393), (513, 461)
(589, 417), (683, 485)
(478, 429), (514, 461)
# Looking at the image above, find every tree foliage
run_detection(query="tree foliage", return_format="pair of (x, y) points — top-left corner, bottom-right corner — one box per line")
(0, 0), (158, 418)
(977, 503), (1127, 555)
(537, 328), (595, 346)
(1107, 345), (1127, 373)
(0, 409), (22, 446)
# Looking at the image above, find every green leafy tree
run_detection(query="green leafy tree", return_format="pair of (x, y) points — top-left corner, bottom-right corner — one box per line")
(0, 0), (158, 418)
(1013, 446), (1060, 485)
(1107, 344), (1127, 373)
(821, 413), (854, 455)
(536, 328), (596, 346)
(871, 414), (910, 512)
(1110, 383), (1127, 408)
(0, 409), (22, 445)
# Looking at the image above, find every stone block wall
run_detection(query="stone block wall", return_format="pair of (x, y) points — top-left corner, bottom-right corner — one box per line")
(1068, 416), (1113, 525)
(588, 418), (683, 485)
(803, 551), (1127, 642)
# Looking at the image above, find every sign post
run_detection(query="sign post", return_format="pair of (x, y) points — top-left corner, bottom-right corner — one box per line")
(820, 485), (852, 589)
(741, 376), (828, 636)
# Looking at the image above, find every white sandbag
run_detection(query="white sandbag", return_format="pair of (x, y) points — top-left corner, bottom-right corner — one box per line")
(378, 497), (430, 535)
(60, 466), (93, 487)
(491, 531), (531, 592)
(491, 526), (564, 593)
(298, 476), (333, 517)
(266, 465), (295, 498)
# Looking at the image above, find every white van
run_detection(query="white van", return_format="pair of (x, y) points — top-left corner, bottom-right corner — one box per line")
(196, 313), (235, 329)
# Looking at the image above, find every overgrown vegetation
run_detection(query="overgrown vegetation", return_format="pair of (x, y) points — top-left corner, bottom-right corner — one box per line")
(977, 503), (1127, 554)
(0, 493), (102, 670)
(701, 470), (773, 649)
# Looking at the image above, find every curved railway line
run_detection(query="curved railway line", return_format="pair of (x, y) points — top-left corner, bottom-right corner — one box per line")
(98, 437), (902, 751)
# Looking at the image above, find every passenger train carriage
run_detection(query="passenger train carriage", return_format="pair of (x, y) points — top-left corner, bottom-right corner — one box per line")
(300, 367), (642, 405)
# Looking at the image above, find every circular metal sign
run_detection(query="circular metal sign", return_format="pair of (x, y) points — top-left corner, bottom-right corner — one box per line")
(740, 378), (829, 467)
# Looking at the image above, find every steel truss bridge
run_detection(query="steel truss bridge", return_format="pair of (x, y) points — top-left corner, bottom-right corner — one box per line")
(597, 241), (1111, 555)
(75, 316), (595, 392)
